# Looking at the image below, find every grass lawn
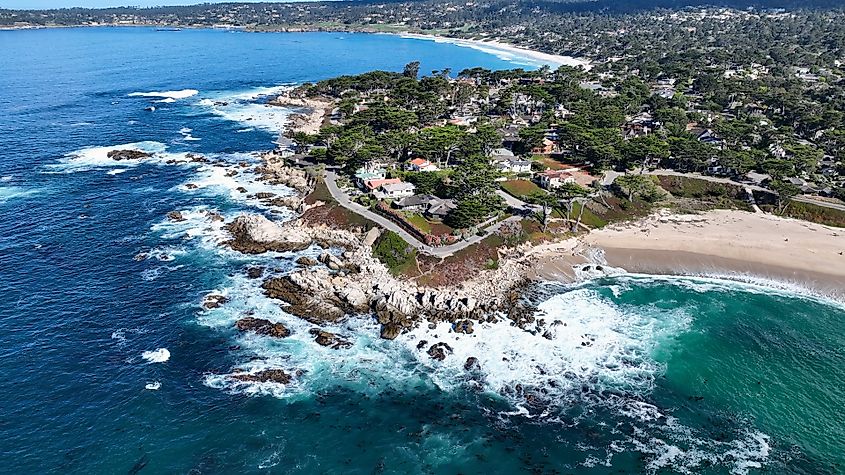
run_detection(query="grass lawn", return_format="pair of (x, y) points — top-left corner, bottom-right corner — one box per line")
(501, 179), (544, 198)
(404, 212), (433, 233)
(568, 202), (608, 228)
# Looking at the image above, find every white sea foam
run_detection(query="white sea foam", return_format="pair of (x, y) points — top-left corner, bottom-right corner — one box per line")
(145, 381), (162, 390)
(195, 85), (294, 137)
(106, 169), (127, 175)
(129, 89), (199, 100)
(50, 141), (194, 173)
(141, 348), (170, 363)
(1, 175), (12, 182)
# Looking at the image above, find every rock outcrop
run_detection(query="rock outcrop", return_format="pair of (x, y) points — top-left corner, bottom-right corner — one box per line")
(108, 149), (152, 161)
(235, 317), (291, 338)
(202, 294), (228, 310)
(309, 328), (352, 349)
(260, 243), (530, 340)
(229, 369), (291, 384)
(255, 151), (313, 194)
(224, 214), (359, 254)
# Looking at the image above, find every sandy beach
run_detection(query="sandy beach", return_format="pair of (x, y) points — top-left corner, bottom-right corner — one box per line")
(530, 209), (845, 298)
(397, 33), (592, 70)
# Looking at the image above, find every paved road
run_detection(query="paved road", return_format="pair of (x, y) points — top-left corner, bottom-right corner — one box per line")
(324, 171), (523, 258)
(794, 195), (845, 212)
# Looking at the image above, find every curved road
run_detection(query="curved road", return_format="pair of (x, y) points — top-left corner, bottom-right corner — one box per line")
(324, 171), (524, 258)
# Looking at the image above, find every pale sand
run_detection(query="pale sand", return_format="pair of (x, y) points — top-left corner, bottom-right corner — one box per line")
(397, 33), (592, 70)
(530, 209), (845, 298)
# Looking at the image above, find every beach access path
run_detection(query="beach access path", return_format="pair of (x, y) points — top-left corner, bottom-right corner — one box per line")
(324, 171), (524, 258)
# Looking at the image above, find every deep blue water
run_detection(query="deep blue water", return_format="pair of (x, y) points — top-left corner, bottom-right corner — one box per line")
(1, 27), (844, 474)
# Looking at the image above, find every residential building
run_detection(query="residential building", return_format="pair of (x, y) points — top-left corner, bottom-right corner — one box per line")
(355, 164), (386, 189)
(538, 170), (576, 189)
(377, 181), (416, 199)
(493, 156), (532, 174)
(406, 158), (439, 172)
(364, 177), (400, 192)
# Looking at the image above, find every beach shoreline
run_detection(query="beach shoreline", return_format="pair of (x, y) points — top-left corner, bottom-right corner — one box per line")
(396, 32), (591, 70)
(528, 209), (845, 300)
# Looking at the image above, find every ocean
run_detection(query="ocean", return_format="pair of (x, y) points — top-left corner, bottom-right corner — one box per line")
(0, 27), (843, 474)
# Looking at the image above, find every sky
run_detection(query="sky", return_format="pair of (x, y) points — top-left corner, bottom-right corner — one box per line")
(0, 0), (285, 8)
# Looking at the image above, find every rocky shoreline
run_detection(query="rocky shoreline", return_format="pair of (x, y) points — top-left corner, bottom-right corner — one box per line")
(267, 92), (333, 136)
(207, 150), (548, 384)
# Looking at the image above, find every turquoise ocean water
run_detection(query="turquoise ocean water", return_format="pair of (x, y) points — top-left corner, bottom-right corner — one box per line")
(0, 27), (843, 474)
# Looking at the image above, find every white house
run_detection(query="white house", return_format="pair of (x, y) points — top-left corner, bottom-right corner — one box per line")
(406, 158), (439, 172)
(538, 170), (576, 189)
(493, 156), (532, 174)
(377, 182), (416, 199)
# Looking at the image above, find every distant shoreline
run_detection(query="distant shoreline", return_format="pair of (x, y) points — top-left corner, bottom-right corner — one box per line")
(395, 32), (591, 70)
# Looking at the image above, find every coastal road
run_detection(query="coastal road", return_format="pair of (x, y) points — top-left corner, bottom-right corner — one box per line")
(324, 171), (523, 258)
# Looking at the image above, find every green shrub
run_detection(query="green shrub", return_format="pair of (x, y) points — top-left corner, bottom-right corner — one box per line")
(372, 230), (417, 272)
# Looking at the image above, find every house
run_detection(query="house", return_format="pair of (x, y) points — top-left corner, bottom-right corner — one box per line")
(493, 156), (533, 174)
(394, 194), (434, 212)
(355, 165), (386, 189)
(394, 194), (457, 219)
(376, 181), (416, 199)
(426, 197), (457, 220)
(688, 127), (723, 147)
(406, 158), (439, 172)
(538, 170), (576, 189)
(532, 138), (556, 155)
(500, 126), (521, 150)
(364, 177), (401, 192)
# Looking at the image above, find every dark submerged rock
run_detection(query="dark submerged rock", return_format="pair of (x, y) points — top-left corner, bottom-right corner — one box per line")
(309, 328), (352, 349)
(464, 357), (480, 371)
(427, 342), (453, 361)
(108, 149), (152, 161)
(229, 369), (291, 384)
(235, 317), (291, 338)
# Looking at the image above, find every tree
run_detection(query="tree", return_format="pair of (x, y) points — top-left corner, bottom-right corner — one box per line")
(415, 125), (466, 167)
(622, 135), (670, 172)
(525, 190), (555, 232)
(554, 183), (590, 232)
(403, 61), (420, 79)
(769, 180), (800, 214)
(614, 174), (662, 202)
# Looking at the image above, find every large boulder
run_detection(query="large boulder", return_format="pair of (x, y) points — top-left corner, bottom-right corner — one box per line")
(380, 323), (402, 340)
(224, 214), (311, 254)
(235, 317), (291, 338)
(309, 328), (352, 349)
(262, 276), (347, 324)
(427, 342), (453, 361)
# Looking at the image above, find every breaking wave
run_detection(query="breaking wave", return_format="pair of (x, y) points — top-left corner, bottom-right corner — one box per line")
(128, 89), (199, 100)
